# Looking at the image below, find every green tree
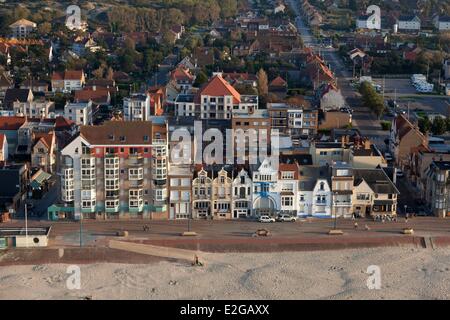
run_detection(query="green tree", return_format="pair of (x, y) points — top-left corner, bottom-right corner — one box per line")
(194, 70), (208, 87)
(418, 117), (432, 134)
(432, 117), (447, 135)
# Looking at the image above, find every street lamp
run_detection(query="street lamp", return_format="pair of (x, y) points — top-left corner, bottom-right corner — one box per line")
(79, 212), (83, 247)
(333, 192), (338, 230)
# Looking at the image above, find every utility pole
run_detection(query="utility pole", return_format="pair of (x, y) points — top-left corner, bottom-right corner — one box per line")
(79, 212), (83, 247)
(25, 203), (29, 248)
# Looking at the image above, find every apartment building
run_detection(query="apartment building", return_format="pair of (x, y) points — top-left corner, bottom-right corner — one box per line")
(231, 109), (271, 164)
(123, 94), (151, 121)
(174, 74), (258, 119)
(425, 161), (450, 218)
(13, 100), (54, 119)
(310, 141), (348, 166)
(64, 101), (93, 126)
(168, 165), (192, 220)
(331, 162), (354, 218)
(267, 103), (319, 137)
(58, 120), (168, 220)
(9, 19), (37, 38)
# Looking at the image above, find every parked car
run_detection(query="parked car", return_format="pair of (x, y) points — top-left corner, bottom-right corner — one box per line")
(259, 215), (275, 223)
(384, 153), (393, 161)
(396, 169), (404, 177)
(276, 214), (297, 222)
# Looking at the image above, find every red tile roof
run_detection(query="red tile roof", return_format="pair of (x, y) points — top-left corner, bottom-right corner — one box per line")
(171, 67), (194, 82)
(55, 116), (75, 130)
(0, 116), (26, 130)
(199, 75), (241, 103)
(0, 133), (5, 147)
(52, 70), (84, 81)
(34, 132), (54, 149)
(74, 88), (110, 103)
(270, 76), (287, 87)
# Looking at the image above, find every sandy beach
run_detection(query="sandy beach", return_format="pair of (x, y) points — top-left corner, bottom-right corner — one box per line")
(1, 247), (449, 300)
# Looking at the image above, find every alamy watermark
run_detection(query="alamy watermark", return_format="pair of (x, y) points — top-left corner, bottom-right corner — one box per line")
(66, 5), (82, 30)
(170, 121), (280, 169)
(66, 265), (81, 290)
(366, 265), (381, 290)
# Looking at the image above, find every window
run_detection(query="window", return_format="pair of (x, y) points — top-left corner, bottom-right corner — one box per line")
(282, 197), (293, 206)
(129, 168), (143, 180)
(319, 182), (325, 191)
(282, 172), (294, 180)
(299, 194), (305, 202)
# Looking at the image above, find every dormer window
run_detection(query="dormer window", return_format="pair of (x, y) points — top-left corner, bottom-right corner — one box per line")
(119, 136), (126, 142)
(143, 135), (149, 142)
(108, 134), (114, 141)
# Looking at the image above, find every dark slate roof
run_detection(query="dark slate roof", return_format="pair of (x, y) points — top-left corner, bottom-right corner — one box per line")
(4, 88), (32, 109)
(298, 165), (330, 191)
(439, 16), (450, 22)
(432, 161), (450, 170)
(398, 15), (420, 22)
(354, 169), (399, 194)
(280, 154), (312, 165)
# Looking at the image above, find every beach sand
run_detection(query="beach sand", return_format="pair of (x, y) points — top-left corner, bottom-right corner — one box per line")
(1, 247), (449, 300)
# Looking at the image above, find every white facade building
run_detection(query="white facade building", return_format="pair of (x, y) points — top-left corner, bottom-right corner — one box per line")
(232, 168), (253, 218)
(123, 94), (151, 121)
(397, 15), (421, 31)
(64, 101), (93, 126)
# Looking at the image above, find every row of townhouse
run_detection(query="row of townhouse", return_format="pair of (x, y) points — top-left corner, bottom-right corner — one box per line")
(52, 118), (399, 221)
(171, 159), (399, 220)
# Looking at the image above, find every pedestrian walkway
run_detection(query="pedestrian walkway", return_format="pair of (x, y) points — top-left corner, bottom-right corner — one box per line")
(109, 239), (203, 262)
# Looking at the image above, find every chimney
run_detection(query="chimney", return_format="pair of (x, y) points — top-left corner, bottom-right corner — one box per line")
(364, 139), (371, 150)
(341, 135), (345, 147)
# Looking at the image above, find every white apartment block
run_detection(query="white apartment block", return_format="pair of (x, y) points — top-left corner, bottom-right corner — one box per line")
(123, 94), (151, 121)
(64, 101), (93, 126)
(13, 100), (54, 118)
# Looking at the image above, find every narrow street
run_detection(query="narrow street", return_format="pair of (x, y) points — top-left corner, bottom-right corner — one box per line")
(288, 0), (389, 150)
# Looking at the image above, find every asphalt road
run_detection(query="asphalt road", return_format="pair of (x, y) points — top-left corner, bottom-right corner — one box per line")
(289, 0), (388, 150)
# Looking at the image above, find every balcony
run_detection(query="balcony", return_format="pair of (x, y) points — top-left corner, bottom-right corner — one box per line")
(128, 154), (144, 166)
(129, 180), (144, 188)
